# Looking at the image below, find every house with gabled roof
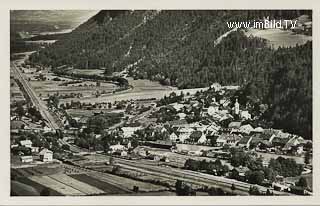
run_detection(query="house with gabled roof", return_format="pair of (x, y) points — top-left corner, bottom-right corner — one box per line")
(260, 133), (276, 142)
(283, 136), (305, 155)
(178, 133), (190, 143)
(252, 127), (264, 133)
(197, 134), (207, 144)
(239, 124), (254, 135)
(216, 133), (242, 147)
(228, 121), (242, 129)
(39, 148), (53, 162)
(271, 137), (290, 148)
(237, 136), (252, 148)
(205, 123), (220, 135)
(250, 133), (264, 148)
(169, 132), (179, 142)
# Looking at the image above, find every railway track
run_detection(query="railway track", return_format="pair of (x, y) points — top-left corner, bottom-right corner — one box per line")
(110, 156), (294, 196)
(11, 62), (60, 130)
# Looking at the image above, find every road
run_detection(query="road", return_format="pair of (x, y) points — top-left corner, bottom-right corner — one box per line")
(11, 61), (60, 130)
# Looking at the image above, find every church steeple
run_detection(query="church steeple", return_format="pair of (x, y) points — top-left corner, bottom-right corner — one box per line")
(234, 98), (240, 115)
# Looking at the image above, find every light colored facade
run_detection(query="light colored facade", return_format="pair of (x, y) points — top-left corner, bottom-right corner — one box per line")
(20, 140), (32, 148)
(39, 148), (53, 162)
(20, 156), (33, 163)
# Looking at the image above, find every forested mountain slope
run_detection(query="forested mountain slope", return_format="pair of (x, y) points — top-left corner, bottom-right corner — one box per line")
(28, 10), (312, 139)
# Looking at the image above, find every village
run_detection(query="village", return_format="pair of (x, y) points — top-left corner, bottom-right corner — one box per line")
(10, 59), (313, 196)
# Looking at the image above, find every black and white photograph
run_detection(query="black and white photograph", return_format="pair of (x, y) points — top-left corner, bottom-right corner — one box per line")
(6, 4), (316, 203)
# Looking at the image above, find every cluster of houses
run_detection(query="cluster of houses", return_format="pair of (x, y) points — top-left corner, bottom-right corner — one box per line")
(164, 120), (309, 156)
(102, 83), (311, 159)
(11, 139), (53, 163)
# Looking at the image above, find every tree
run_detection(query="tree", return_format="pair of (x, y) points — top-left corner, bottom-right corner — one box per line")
(304, 151), (311, 165)
(263, 167), (276, 182)
(266, 189), (273, 196)
(109, 156), (114, 165)
(249, 186), (261, 195)
(16, 104), (25, 119)
(61, 144), (70, 151)
(296, 177), (308, 189)
(246, 170), (265, 185)
(268, 157), (303, 177)
(175, 180), (195, 196)
(133, 186), (139, 193)
(231, 183), (236, 195)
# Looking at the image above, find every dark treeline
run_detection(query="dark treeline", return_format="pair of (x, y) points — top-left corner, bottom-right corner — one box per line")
(28, 10), (312, 139)
(53, 68), (129, 87)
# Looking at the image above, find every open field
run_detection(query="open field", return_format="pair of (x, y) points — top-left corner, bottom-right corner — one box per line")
(71, 69), (105, 76)
(255, 151), (305, 164)
(66, 108), (125, 118)
(66, 78), (209, 104)
(87, 169), (169, 192)
(69, 174), (128, 194)
(11, 162), (63, 176)
(29, 74), (117, 98)
(49, 174), (105, 195)
(16, 53), (207, 105)
(29, 175), (86, 196)
(62, 162), (169, 193)
(14, 61), (117, 100)
(16, 177), (62, 196)
(245, 28), (312, 49)
(11, 180), (40, 196)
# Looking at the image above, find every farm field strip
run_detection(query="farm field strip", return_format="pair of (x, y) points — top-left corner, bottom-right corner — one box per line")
(17, 177), (62, 196)
(29, 175), (85, 196)
(69, 174), (128, 194)
(62, 164), (132, 193)
(62, 163), (167, 192)
(87, 170), (167, 192)
(49, 174), (105, 195)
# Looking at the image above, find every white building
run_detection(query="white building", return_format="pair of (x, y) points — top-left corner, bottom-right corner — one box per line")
(177, 112), (187, 120)
(31, 147), (39, 153)
(210, 83), (222, 92)
(169, 132), (179, 141)
(110, 144), (126, 153)
(197, 133), (207, 144)
(20, 140), (32, 148)
(20, 156), (33, 163)
(171, 103), (185, 112)
(240, 110), (251, 120)
(207, 106), (218, 116)
(39, 148), (53, 162)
